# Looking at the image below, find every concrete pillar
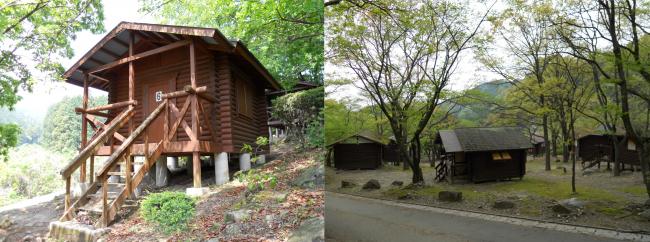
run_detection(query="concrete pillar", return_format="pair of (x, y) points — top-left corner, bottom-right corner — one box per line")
(131, 159), (143, 198)
(215, 152), (230, 185)
(257, 154), (266, 165)
(168, 156), (179, 169)
(156, 156), (169, 187)
(239, 153), (251, 171)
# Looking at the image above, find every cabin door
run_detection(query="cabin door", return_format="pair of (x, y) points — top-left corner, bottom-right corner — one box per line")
(145, 81), (170, 142)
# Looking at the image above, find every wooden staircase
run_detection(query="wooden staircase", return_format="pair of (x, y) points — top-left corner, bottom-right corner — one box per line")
(435, 159), (448, 182)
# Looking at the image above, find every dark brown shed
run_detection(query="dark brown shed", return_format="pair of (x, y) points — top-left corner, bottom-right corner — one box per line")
(577, 134), (641, 168)
(529, 136), (545, 157)
(327, 133), (385, 170)
(434, 127), (532, 183)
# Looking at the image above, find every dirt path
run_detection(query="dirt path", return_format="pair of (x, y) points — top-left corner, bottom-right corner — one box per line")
(0, 193), (64, 241)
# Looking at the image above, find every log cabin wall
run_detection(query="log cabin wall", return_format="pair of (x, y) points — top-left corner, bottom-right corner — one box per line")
(107, 44), (217, 148)
(227, 61), (270, 154)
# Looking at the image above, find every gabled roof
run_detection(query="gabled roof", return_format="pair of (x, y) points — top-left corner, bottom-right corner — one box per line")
(437, 127), (532, 152)
(63, 22), (282, 91)
(531, 136), (545, 144)
(327, 132), (386, 147)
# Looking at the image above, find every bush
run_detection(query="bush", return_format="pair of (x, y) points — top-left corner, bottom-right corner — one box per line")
(140, 192), (196, 234)
(271, 87), (324, 146)
(235, 169), (278, 192)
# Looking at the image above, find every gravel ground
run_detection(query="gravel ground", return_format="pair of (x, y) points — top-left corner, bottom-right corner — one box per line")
(326, 157), (650, 232)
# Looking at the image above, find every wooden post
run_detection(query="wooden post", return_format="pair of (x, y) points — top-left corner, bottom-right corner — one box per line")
(80, 74), (89, 183)
(193, 151), (201, 188)
(89, 155), (95, 184)
(125, 154), (132, 197)
(190, 39), (196, 88)
(102, 178), (108, 227)
(64, 177), (71, 219)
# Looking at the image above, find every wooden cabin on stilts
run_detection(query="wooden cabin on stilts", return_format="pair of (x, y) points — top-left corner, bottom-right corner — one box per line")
(57, 22), (281, 227)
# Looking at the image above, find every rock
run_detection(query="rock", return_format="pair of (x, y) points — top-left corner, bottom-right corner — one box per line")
(292, 165), (324, 188)
(559, 198), (585, 209)
(48, 221), (110, 242)
(397, 193), (415, 200)
(438, 191), (462, 202)
(265, 215), (275, 226)
(391, 181), (404, 187)
(551, 204), (573, 214)
(207, 238), (220, 242)
(0, 216), (11, 229)
(22, 235), (34, 242)
(639, 209), (650, 221)
(225, 209), (251, 223)
(287, 217), (324, 242)
(492, 201), (515, 209)
(341, 180), (357, 188)
(223, 223), (242, 235)
(362, 179), (381, 190)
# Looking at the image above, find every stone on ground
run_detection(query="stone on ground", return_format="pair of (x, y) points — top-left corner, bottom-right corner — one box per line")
(492, 201), (515, 209)
(286, 217), (324, 242)
(0, 215), (12, 229)
(292, 164), (324, 188)
(438, 191), (462, 202)
(225, 209), (251, 223)
(639, 209), (650, 221)
(186, 187), (210, 197)
(48, 221), (109, 242)
(341, 180), (356, 188)
(550, 204), (573, 214)
(362, 179), (381, 190)
(391, 181), (404, 187)
(559, 198), (585, 209)
(398, 193), (415, 200)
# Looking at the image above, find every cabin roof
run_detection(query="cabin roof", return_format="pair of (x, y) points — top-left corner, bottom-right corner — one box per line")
(437, 127), (532, 153)
(327, 132), (386, 147)
(63, 21), (282, 91)
(531, 136), (545, 144)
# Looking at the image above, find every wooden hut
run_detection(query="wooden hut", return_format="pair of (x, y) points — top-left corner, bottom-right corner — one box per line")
(529, 136), (545, 157)
(577, 134), (641, 170)
(327, 133), (385, 170)
(58, 22), (281, 226)
(382, 137), (400, 165)
(434, 127), (532, 183)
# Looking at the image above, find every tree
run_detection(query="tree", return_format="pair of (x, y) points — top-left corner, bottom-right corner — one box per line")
(477, 0), (556, 171)
(0, 0), (105, 160)
(41, 96), (106, 153)
(328, 0), (491, 184)
(139, 0), (324, 88)
(271, 87), (324, 148)
(554, 0), (650, 197)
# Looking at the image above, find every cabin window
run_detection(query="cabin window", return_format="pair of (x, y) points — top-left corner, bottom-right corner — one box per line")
(492, 152), (512, 160)
(628, 139), (636, 151)
(236, 78), (254, 117)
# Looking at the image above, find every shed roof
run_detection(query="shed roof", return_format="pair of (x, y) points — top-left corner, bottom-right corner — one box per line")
(437, 127), (532, 152)
(63, 21), (282, 91)
(327, 132), (386, 147)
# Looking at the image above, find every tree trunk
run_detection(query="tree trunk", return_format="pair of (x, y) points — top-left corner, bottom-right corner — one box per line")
(543, 115), (551, 170)
(639, 143), (650, 198)
(409, 138), (424, 184)
(611, 136), (621, 176)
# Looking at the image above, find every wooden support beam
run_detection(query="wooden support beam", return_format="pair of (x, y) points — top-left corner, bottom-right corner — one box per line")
(161, 85), (207, 100)
(88, 39), (191, 74)
(89, 73), (111, 84)
(80, 74), (89, 183)
(75, 108), (115, 118)
(193, 152), (201, 188)
(190, 39), (196, 88)
(169, 101), (196, 141)
(99, 47), (120, 59)
(83, 100), (137, 113)
(167, 98), (191, 141)
(87, 115), (126, 142)
(102, 178), (108, 227)
(129, 31), (135, 146)
(89, 155), (95, 184)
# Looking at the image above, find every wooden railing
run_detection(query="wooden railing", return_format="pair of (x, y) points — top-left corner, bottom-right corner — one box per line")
(59, 85), (217, 227)
(434, 159), (448, 182)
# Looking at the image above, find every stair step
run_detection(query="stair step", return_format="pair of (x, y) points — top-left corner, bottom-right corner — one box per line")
(78, 207), (103, 214)
(108, 172), (134, 177)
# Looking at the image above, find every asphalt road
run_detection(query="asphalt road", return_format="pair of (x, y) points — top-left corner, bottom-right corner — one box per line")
(325, 192), (636, 242)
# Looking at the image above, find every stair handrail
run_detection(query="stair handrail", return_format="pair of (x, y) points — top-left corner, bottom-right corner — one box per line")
(60, 107), (135, 179)
(96, 100), (167, 180)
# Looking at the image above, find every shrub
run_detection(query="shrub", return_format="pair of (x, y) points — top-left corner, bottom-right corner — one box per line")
(140, 192), (196, 234)
(271, 87), (324, 146)
(235, 169), (278, 192)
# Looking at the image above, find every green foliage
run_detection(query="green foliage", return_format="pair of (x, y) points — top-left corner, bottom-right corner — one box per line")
(306, 114), (324, 148)
(241, 136), (270, 163)
(41, 96), (106, 153)
(140, 0), (324, 88)
(272, 87), (324, 145)
(235, 169), (278, 192)
(140, 192), (196, 234)
(0, 124), (20, 162)
(0, 144), (69, 206)
(0, 108), (41, 145)
(0, 0), (104, 110)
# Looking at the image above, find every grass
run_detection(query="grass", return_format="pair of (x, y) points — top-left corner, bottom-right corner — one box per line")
(621, 186), (647, 196)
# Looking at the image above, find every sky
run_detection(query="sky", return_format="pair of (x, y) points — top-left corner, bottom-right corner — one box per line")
(11, 0), (154, 121)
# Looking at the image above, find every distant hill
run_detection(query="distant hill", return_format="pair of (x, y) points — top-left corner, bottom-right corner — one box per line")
(454, 80), (512, 126)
